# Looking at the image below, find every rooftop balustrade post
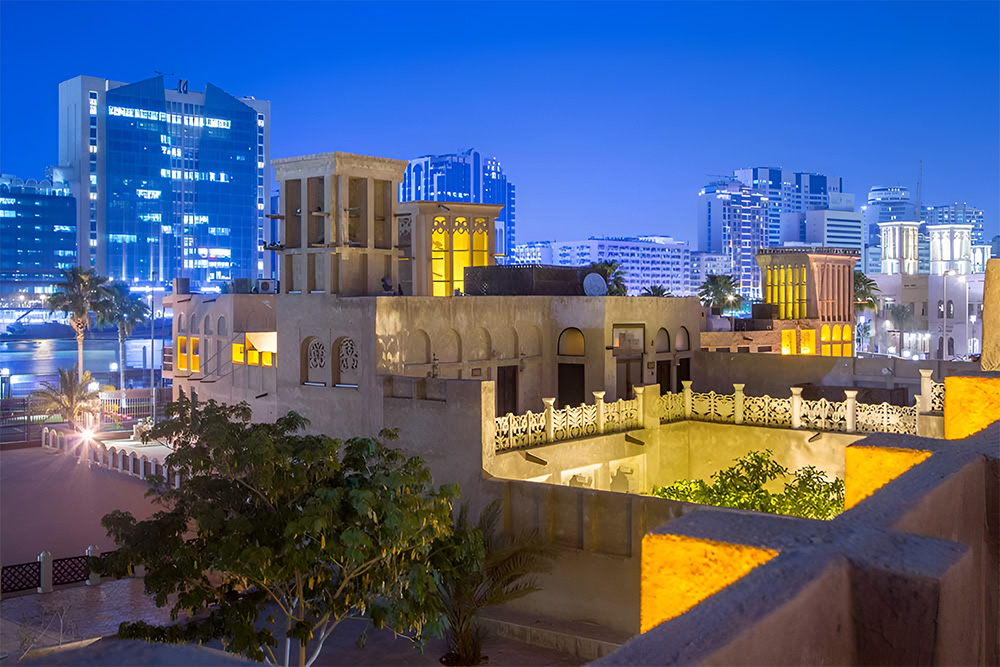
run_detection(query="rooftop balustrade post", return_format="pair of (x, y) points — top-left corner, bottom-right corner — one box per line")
(594, 391), (606, 433)
(682, 381), (693, 419)
(634, 386), (646, 429)
(86, 545), (101, 586)
(37, 551), (53, 594)
(790, 387), (804, 429)
(844, 390), (858, 432)
(733, 384), (745, 424)
(918, 369), (934, 412)
(542, 398), (555, 442)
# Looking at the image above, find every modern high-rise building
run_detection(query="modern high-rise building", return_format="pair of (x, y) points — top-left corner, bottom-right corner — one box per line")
(733, 167), (844, 247)
(923, 202), (985, 245)
(689, 251), (732, 294)
(862, 186), (915, 274)
(399, 150), (515, 262)
(779, 208), (864, 253)
(511, 236), (692, 295)
(58, 75), (270, 290)
(0, 172), (76, 297)
(697, 180), (769, 299)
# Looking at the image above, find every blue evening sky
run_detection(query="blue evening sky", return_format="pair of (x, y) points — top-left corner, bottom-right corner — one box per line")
(2, 1), (998, 247)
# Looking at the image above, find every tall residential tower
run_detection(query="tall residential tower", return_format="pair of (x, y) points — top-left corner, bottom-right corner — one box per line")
(399, 150), (516, 262)
(697, 180), (769, 300)
(733, 167), (844, 247)
(58, 75), (270, 290)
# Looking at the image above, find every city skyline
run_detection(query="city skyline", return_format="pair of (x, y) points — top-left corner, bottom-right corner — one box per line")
(1, 1), (998, 251)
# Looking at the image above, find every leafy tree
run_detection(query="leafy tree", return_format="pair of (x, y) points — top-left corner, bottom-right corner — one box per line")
(640, 285), (671, 297)
(697, 274), (742, 312)
(856, 320), (872, 352)
(650, 449), (844, 520)
(98, 282), (150, 389)
(588, 261), (627, 296)
(884, 303), (915, 332)
(47, 268), (112, 381)
(433, 501), (555, 666)
(854, 270), (880, 315)
(100, 395), (457, 667)
(30, 366), (100, 431)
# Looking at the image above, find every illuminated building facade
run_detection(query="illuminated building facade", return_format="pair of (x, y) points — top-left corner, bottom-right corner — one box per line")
(862, 186), (915, 274)
(697, 180), (769, 300)
(0, 173), (76, 296)
(58, 75), (270, 290)
(399, 150), (516, 263)
(923, 202), (985, 245)
(733, 167), (844, 247)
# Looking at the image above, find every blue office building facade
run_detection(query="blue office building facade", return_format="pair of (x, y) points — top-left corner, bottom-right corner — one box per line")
(399, 150), (516, 262)
(733, 167), (844, 247)
(59, 75), (270, 290)
(0, 173), (76, 297)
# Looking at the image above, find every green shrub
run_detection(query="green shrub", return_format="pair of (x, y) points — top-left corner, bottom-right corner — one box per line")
(651, 449), (844, 520)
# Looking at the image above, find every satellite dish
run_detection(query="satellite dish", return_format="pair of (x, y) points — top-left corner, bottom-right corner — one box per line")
(583, 273), (608, 297)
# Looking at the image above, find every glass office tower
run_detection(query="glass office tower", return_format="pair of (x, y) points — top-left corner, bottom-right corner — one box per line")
(399, 150), (516, 263)
(59, 75), (270, 290)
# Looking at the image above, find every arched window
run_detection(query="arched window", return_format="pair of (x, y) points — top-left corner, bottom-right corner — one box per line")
(675, 327), (690, 351)
(190, 315), (199, 334)
(654, 328), (670, 353)
(301, 337), (327, 385)
(820, 325), (830, 342)
(203, 315), (212, 335)
(843, 325), (852, 343)
(558, 328), (585, 356)
(217, 316), (227, 337)
(937, 300), (944, 319)
(832, 325), (842, 342)
(176, 313), (185, 332)
(947, 337), (955, 357)
(336, 337), (360, 387)
(947, 300), (954, 319)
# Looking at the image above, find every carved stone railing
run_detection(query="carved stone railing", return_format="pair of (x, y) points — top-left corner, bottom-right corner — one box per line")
(494, 391), (641, 453)
(495, 378), (933, 452)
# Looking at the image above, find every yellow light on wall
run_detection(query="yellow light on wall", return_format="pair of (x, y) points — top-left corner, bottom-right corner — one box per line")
(232, 343), (245, 365)
(944, 376), (1000, 440)
(800, 329), (816, 355)
(844, 445), (932, 510)
(177, 336), (188, 371)
(781, 329), (795, 355)
(190, 337), (200, 372)
(641, 533), (779, 633)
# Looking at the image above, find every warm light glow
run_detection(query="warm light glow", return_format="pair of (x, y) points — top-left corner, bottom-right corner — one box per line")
(641, 533), (779, 633)
(80, 428), (94, 441)
(944, 376), (1000, 440)
(232, 343), (245, 365)
(844, 445), (932, 510)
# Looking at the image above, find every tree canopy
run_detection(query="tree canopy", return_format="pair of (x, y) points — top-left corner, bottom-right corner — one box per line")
(47, 268), (112, 380)
(697, 274), (742, 311)
(101, 396), (458, 667)
(651, 449), (844, 520)
(640, 285), (671, 297)
(854, 271), (881, 315)
(98, 282), (150, 388)
(30, 366), (100, 431)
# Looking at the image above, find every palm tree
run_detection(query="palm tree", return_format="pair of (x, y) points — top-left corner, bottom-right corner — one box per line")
(98, 283), (150, 389)
(854, 270), (880, 315)
(587, 261), (627, 296)
(698, 274), (742, 311)
(435, 501), (555, 665)
(640, 284), (672, 297)
(47, 268), (112, 381)
(30, 366), (100, 431)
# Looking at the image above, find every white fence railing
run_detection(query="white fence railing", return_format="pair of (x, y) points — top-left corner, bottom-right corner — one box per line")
(494, 372), (945, 452)
(98, 389), (172, 426)
(41, 427), (185, 489)
(495, 391), (642, 453)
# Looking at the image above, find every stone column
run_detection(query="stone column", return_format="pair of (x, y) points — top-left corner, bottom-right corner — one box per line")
(634, 386), (646, 429)
(594, 391), (606, 433)
(844, 390), (858, 432)
(982, 258), (1000, 371)
(919, 369), (934, 412)
(543, 397), (555, 442)
(790, 387), (804, 429)
(733, 384), (745, 424)
(86, 545), (101, 586)
(682, 381), (693, 419)
(37, 551), (53, 594)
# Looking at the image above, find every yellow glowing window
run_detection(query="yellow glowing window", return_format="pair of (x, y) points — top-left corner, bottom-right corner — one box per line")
(177, 336), (188, 371)
(832, 325), (842, 342)
(232, 343), (245, 364)
(800, 329), (816, 355)
(247, 349), (260, 366)
(832, 344), (842, 357)
(842, 343), (852, 357)
(453, 229), (470, 294)
(820, 325), (830, 342)
(822, 344), (831, 356)
(843, 325), (851, 342)
(472, 226), (489, 267)
(190, 337), (200, 372)
(432, 228), (450, 297)
(261, 351), (273, 367)
(781, 329), (795, 355)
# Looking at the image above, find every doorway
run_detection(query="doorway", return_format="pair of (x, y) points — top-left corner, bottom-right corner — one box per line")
(616, 359), (641, 400)
(656, 359), (672, 393)
(496, 365), (518, 416)
(676, 357), (691, 386)
(557, 363), (585, 408)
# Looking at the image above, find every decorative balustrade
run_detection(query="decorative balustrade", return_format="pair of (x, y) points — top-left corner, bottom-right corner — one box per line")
(930, 381), (945, 412)
(2, 547), (125, 595)
(41, 427), (185, 489)
(494, 391), (641, 453)
(494, 377), (938, 452)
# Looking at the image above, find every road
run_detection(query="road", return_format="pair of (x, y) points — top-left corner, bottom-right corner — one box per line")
(0, 447), (160, 565)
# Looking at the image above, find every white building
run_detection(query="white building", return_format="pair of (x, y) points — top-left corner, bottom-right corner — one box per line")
(862, 186), (915, 274)
(512, 237), (692, 295)
(924, 202), (986, 245)
(733, 167), (844, 247)
(689, 252), (732, 293)
(697, 180), (769, 300)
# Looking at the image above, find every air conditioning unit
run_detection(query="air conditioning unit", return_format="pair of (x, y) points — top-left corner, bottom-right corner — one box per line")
(255, 278), (277, 294)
